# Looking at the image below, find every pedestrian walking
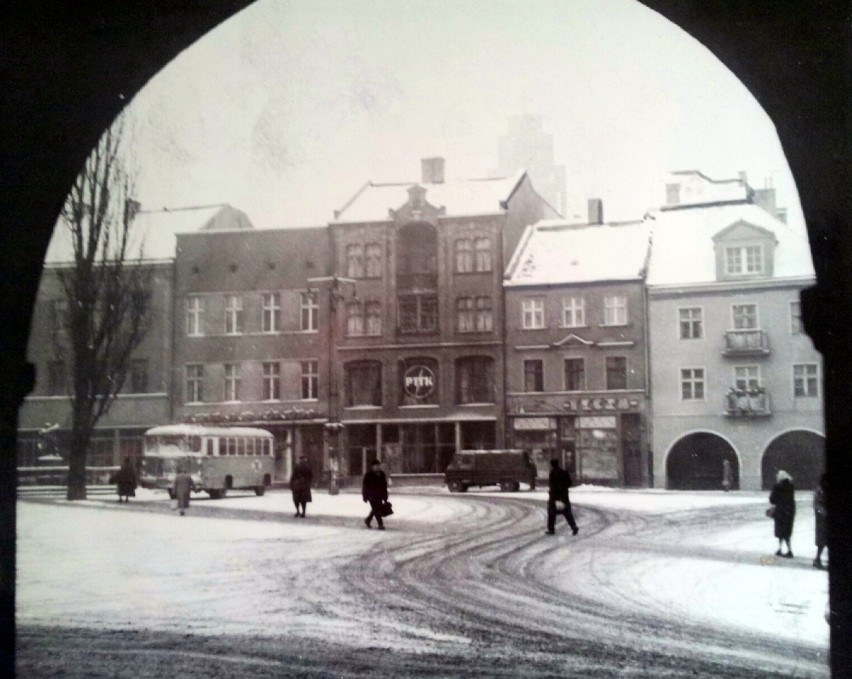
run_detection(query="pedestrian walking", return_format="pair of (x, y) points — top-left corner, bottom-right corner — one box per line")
(290, 454), (313, 518)
(111, 456), (138, 503)
(362, 458), (389, 530)
(769, 470), (796, 558)
(721, 458), (733, 492)
(173, 465), (193, 516)
(813, 473), (828, 569)
(523, 450), (537, 491)
(545, 458), (578, 536)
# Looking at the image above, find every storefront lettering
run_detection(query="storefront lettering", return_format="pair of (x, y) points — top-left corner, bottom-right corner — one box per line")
(563, 397), (639, 413)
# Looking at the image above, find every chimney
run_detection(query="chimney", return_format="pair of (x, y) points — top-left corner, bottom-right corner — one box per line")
(587, 198), (603, 225)
(421, 157), (445, 184)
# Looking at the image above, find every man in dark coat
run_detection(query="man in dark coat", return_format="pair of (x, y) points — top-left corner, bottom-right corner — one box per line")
(113, 457), (137, 503)
(290, 454), (313, 518)
(546, 458), (578, 536)
(362, 458), (389, 530)
(769, 469), (796, 558)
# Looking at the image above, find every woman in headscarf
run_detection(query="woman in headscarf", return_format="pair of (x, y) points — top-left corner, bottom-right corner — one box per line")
(769, 470), (796, 558)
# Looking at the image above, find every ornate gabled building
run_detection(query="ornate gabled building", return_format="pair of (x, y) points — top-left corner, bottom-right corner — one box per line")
(328, 157), (558, 478)
(503, 202), (652, 485)
(647, 171), (823, 490)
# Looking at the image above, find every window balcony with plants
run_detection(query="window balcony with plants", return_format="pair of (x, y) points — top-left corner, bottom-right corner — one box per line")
(724, 386), (772, 418)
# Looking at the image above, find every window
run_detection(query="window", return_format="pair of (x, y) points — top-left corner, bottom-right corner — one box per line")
(734, 365), (761, 391)
(345, 361), (382, 406)
(524, 360), (544, 392)
(455, 239), (473, 273)
(301, 360), (319, 400)
(605, 356), (627, 390)
(346, 244), (364, 278)
(474, 237), (492, 272)
(399, 295), (438, 334)
(562, 297), (585, 328)
(725, 245), (764, 275)
(475, 296), (493, 332)
(679, 307), (703, 339)
(522, 299), (544, 329)
(456, 297), (474, 332)
(130, 358), (149, 393)
(680, 368), (705, 400)
(224, 295), (243, 335)
(262, 293), (280, 333)
(456, 356), (494, 404)
(365, 243), (382, 278)
(262, 362), (280, 401)
(365, 300), (382, 336)
(47, 360), (66, 396)
(603, 295), (628, 326)
(347, 301), (364, 336)
(564, 358), (585, 391)
(51, 298), (69, 336)
(790, 301), (803, 335)
(224, 363), (241, 401)
(186, 296), (204, 336)
(793, 364), (820, 397)
(732, 304), (757, 329)
(186, 364), (204, 403)
(301, 291), (318, 331)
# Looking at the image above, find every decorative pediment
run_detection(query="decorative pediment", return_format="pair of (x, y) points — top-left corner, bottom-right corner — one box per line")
(712, 219), (776, 244)
(552, 333), (595, 348)
(389, 184), (446, 223)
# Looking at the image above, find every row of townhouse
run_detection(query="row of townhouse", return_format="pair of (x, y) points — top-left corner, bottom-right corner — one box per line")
(19, 162), (823, 490)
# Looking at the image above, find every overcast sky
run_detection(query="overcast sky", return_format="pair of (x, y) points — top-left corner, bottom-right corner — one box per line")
(124, 0), (804, 234)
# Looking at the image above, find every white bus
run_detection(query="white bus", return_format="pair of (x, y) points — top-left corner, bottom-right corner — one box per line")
(140, 424), (274, 499)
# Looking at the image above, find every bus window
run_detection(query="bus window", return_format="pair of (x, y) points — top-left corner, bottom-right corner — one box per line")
(249, 438), (256, 456)
(188, 436), (201, 453)
(206, 439), (214, 456)
(238, 438), (245, 456)
(263, 439), (270, 456)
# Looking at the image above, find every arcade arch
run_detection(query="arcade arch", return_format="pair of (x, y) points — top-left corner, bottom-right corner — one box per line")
(666, 432), (739, 490)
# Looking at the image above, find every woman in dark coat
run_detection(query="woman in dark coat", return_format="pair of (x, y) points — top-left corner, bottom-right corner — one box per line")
(290, 454), (313, 518)
(362, 459), (389, 529)
(813, 473), (828, 569)
(769, 470), (796, 558)
(113, 457), (137, 503)
(173, 465), (193, 516)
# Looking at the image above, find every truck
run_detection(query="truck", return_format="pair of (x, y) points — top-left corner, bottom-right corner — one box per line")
(444, 449), (533, 492)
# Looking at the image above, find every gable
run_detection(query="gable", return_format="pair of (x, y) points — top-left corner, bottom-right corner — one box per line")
(552, 333), (595, 348)
(712, 219), (776, 244)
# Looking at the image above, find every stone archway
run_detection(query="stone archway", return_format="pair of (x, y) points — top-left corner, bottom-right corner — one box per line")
(666, 432), (739, 490)
(761, 430), (825, 491)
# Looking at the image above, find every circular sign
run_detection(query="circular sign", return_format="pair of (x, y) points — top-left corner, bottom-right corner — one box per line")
(403, 365), (435, 399)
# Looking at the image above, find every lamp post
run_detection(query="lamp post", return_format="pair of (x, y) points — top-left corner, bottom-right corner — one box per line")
(307, 274), (356, 494)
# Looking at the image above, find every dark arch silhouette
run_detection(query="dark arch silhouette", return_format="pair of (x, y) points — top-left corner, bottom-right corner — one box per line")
(666, 432), (738, 490)
(761, 430), (825, 491)
(1, 2), (847, 675)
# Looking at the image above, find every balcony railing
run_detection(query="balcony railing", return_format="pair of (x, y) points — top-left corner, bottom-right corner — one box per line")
(396, 272), (438, 291)
(724, 388), (772, 417)
(722, 329), (770, 356)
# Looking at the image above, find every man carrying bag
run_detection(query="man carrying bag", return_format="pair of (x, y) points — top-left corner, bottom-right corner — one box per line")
(362, 459), (389, 530)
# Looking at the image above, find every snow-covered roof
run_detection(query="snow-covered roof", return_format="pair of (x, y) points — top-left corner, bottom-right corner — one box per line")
(645, 201), (815, 286)
(333, 171), (527, 223)
(504, 219), (651, 287)
(44, 204), (252, 264)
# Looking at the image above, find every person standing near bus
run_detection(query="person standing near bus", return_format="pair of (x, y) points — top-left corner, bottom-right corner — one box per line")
(112, 457), (138, 503)
(290, 454), (313, 518)
(173, 465), (193, 516)
(362, 458), (389, 530)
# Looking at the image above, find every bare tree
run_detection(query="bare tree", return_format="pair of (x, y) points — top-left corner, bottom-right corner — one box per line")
(56, 115), (150, 500)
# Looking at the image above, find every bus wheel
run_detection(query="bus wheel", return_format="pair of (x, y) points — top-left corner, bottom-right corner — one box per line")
(167, 488), (176, 500)
(499, 480), (512, 492)
(448, 480), (463, 493)
(254, 486), (265, 496)
(512, 481), (521, 492)
(208, 489), (222, 499)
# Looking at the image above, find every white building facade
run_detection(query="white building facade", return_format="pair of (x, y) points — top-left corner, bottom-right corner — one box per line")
(647, 172), (823, 491)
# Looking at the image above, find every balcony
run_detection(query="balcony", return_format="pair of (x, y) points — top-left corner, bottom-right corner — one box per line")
(724, 388), (772, 418)
(722, 329), (770, 357)
(397, 272), (438, 291)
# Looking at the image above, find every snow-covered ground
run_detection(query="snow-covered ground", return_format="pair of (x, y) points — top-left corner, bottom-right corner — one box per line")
(16, 485), (829, 676)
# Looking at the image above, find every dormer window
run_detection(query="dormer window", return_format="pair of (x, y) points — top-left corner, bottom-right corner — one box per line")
(724, 244), (764, 276)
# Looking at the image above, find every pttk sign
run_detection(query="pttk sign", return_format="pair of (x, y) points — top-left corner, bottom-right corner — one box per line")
(403, 365), (435, 399)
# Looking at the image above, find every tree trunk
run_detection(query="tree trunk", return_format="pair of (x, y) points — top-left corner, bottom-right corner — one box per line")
(66, 426), (88, 500)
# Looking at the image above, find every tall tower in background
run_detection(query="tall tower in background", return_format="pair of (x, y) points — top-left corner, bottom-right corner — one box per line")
(495, 115), (566, 217)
